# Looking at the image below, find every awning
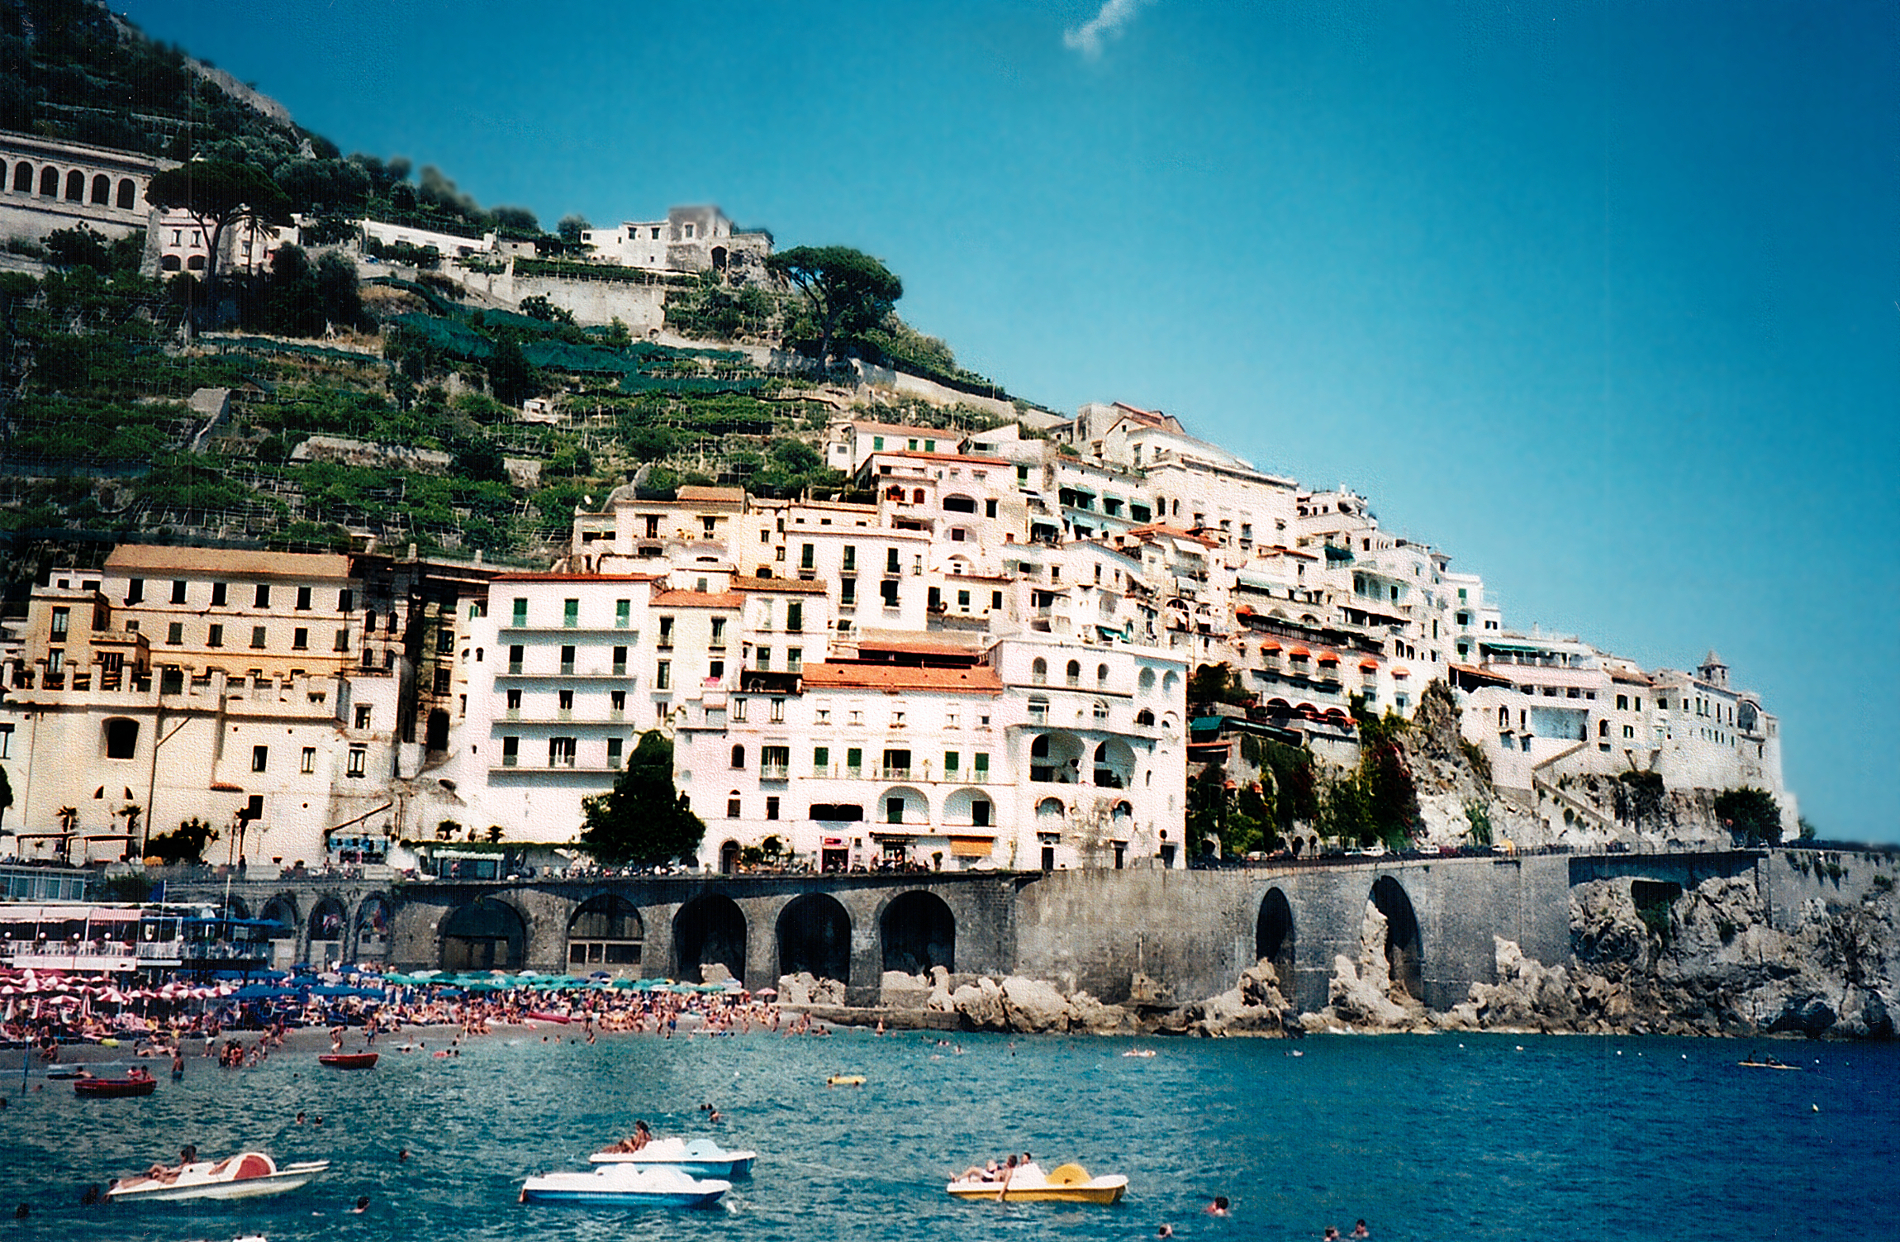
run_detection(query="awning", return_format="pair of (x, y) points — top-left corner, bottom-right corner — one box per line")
(1096, 625), (1123, 640)
(949, 837), (994, 858)
(1260, 639), (1282, 652)
(1192, 716), (1227, 730)
(1393, 667), (1411, 679)
(1359, 659), (1379, 671)
(1288, 646), (1310, 658)
(1316, 651), (1339, 664)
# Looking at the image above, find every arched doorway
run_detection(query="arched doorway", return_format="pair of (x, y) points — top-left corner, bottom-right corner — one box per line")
(719, 839), (741, 875)
(880, 890), (955, 976)
(568, 894), (644, 974)
(673, 895), (747, 984)
(426, 709), (449, 752)
(354, 895), (394, 963)
(1370, 876), (1423, 999)
(259, 895), (298, 969)
(307, 897), (346, 966)
(776, 893), (851, 985)
(1255, 887), (1294, 981)
(440, 898), (526, 971)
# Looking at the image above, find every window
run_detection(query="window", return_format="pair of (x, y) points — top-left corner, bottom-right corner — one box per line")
(501, 737), (519, 767)
(1032, 658), (1047, 684)
(787, 602), (803, 631)
(251, 745), (269, 772)
(734, 697), (748, 721)
(167, 621), (184, 645)
(207, 623), (224, 647)
(615, 599), (631, 628)
(334, 628), (350, 651)
(292, 627), (308, 650)
(126, 578), (145, 604)
(709, 658), (725, 679)
(986, 498), (998, 518)
(50, 606), (71, 639)
(250, 626), (267, 649)
(560, 645), (576, 674)
(104, 718), (139, 759)
(506, 688), (522, 714)
(1098, 663), (1110, 687)
(766, 796), (780, 821)
(710, 617), (726, 647)
(1067, 660), (1082, 687)
(549, 737), (577, 767)
(347, 745), (367, 777)
(0, 724), (11, 759)
(732, 744), (747, 769)
(437, 627), (455, 654)
(508, 644), (524, 674)
(945, 707), (959, 729)
(610, 689), (625, 715)
(606, 736), (625, 769)
(771, 696), (786, 722)
(847, 747), (863, 777)
(512, 598), (528, 626)
(1028, 696), (1049, 724)
(842, 546), (857, 572)
(658, 616), (675, 647)
(787, 648), (803, 674)
(171, 580), (188, 604)
(800, 544), (815, 570)
(757, 648), (772, 672)
(254, 584), (270, 608)
(886, 548), (901, 574)
(762, 745), (790, 775)
(886, 797), (905, 824)
(814, 745), (829, 774)
(355, 704), (372, 729)
(728, 795), (743, 818)
(1094, 699), (1109, 722)
(339, 589), (354, 612)
(432, 667), (452, 694)
(612, 645), (628, 676)
(840, 579), (857, 605)
(295, 586), (311, 611)
(656, 661), (671, 690)
(564, 598), (579, 628)
(301, 746), (316, 774)
(880, 580), (899, 607)
(944, 751), (960, 775)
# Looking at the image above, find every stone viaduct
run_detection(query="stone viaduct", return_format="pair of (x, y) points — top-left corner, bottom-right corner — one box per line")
(167, 848), (1833, 1013)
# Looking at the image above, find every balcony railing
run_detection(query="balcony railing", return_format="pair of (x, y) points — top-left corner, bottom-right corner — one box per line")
(760, 763), (789, 780)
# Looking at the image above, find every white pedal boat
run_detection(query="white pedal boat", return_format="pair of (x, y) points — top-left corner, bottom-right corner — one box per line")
(520, 1161), (731, 1208)
(108, 1152), (331, 1202)
(589, 1136), (757, 1178)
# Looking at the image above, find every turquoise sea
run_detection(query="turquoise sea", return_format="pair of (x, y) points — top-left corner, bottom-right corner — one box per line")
(2, 1030), (1894, 1241)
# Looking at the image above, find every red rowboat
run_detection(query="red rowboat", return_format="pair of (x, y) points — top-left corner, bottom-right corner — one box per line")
(317, 1052), (379, 1069)
(75, 1071), (158, 1098)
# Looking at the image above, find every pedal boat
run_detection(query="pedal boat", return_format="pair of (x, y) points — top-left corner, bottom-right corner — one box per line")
(590, 1136), (757, 1178)
(75, 1072), (157, 1098)
(107, 1152), (331, 1202)
(519, 1161), (731, 1208)
(947, 1161), (1128, 1204)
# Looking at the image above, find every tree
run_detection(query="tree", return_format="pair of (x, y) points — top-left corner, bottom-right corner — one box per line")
(485, 335), (536, 407)
(145, 816), (218, 865)
(144, 160), (294, 324)
(1714, 786), (1782, 845)
(557, 214), (591, 244)
(766, 245), (903, 367)
(580, 731), (706, 867)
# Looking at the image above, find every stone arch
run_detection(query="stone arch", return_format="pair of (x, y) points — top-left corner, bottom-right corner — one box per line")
(1093, 737), (1135, 788)
(1370, 875), (1423, 999)
(880, 890), (955, 975)
(306, 896), (347, 964)
(117, 177), (137, 209)
(776, 893), (850, 984)
(440, 897), (526, 971)
(11, 162), (32, 193)
(673, 894), (747, 983)
(354, 894), (394, 961)
(710, 245), (727, 272)
(942, 493), (977, 513)
(1030, 730), (1085, 783)
(64, 168), (84, 200)
(1255, 887), (1294, 980)
(877, 784), (928, 826)
(259, 893), (299, 935)
(941, 785), (993, 828)
(39, 165), (58, 196)
(90, 172), (110, 204)
(216, 894), (252, 920)
(567, 894), (644, 972)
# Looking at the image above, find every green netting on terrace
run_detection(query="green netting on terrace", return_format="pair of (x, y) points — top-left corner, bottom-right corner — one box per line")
(388, 313), (494, 360)
(626, 340), (746, 365)
(208, 337), (388, 365)
(480, 308), (555, 333)
(618, 373), (765, 394)
(520, 339), (642, 375)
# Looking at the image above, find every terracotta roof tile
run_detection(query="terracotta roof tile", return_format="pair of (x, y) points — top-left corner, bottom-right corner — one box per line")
(800, 662), (1003, 693)
(649, 591), (744, 608)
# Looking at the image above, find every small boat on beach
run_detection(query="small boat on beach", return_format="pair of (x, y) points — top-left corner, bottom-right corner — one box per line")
(590, 1136), (757, 1178)
(107, 1152), (331, 1202)
(946, 1161), (1128, 1205)
(526, 1010), (572, 1024)
(317, 1052), (379, 1069)
(519, 1162), (731, 1208)
(76, 1070), (157, 1098)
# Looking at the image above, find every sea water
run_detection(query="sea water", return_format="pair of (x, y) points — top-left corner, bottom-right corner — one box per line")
(2, 1030), (1893, 1241)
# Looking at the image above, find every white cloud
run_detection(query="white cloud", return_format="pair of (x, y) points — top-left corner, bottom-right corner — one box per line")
(1063, 0), (1152, 59)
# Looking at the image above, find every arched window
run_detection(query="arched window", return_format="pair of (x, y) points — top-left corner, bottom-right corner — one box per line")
(90, 173), (110, 204)
(1093, 699), (1109, 722)
(1066, 660), (1081, 687)
(912, 489), (925, 505)
(1031, 734), (1050, 758)
(117, 178), (137, 209)
(65, 169), (84, 200)
(1498, 706), (1509, 727)
(160, 254), (181, 272)
(730, 744), (746, 769)
(11, 162), (32, 192)
(40, 165), (59, 196)
(1598, 719), (1609, 737)
(103, 718), (139, 760)
(186, 255), (206, 270)
(1139, 668), (1156, 693)
(1097, 663), (1109, 687)
(1135, 708), (1155, 726)
(1031, 658), (1047, 685)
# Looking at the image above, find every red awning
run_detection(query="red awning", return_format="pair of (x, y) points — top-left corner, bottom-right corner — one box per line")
(1359, 659), (1379, 671)
(1393, 667), (1411, 679)
(1289, 646), (1310, 658)
(1316, 651), (1340, 664)
(1260, 639), (1282, 652)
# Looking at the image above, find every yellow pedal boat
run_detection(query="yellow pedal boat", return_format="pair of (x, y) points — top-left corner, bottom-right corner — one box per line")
(946, 1162), (1127, 1204)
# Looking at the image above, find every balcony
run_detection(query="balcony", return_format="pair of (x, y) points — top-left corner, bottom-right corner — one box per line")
(879, 766), (911, 781)
(760, 763), (790, 781)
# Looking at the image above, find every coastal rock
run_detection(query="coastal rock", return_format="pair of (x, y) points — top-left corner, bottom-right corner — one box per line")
(880, 969), (931, 1009)
(951, 976), (1008, 1031)
(1068, 990), (1139, 1035)
(1461, 937), (1581, 1031)
(777, 971), (845, 1008)
(999, 976), (1072, 1033)
(700, 962), (733, 985)
(1327, 954), (1412, 1028)
(926, 966), (955, 1013)
(1181, 958), (1292, 1037)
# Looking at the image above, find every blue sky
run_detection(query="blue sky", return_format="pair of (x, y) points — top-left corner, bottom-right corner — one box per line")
(117, 1), (1899, 843)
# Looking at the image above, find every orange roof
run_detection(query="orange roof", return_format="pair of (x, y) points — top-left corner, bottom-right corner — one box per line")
(106, 544), (352, 579)
(870, 449), (1012, 467)
(848, 419), (942, 436)
(649, 591), (744, 608)
(800, 663), (1002, 693)
(1121, 523), (1220, 548)
(489, 572), (659, 583)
